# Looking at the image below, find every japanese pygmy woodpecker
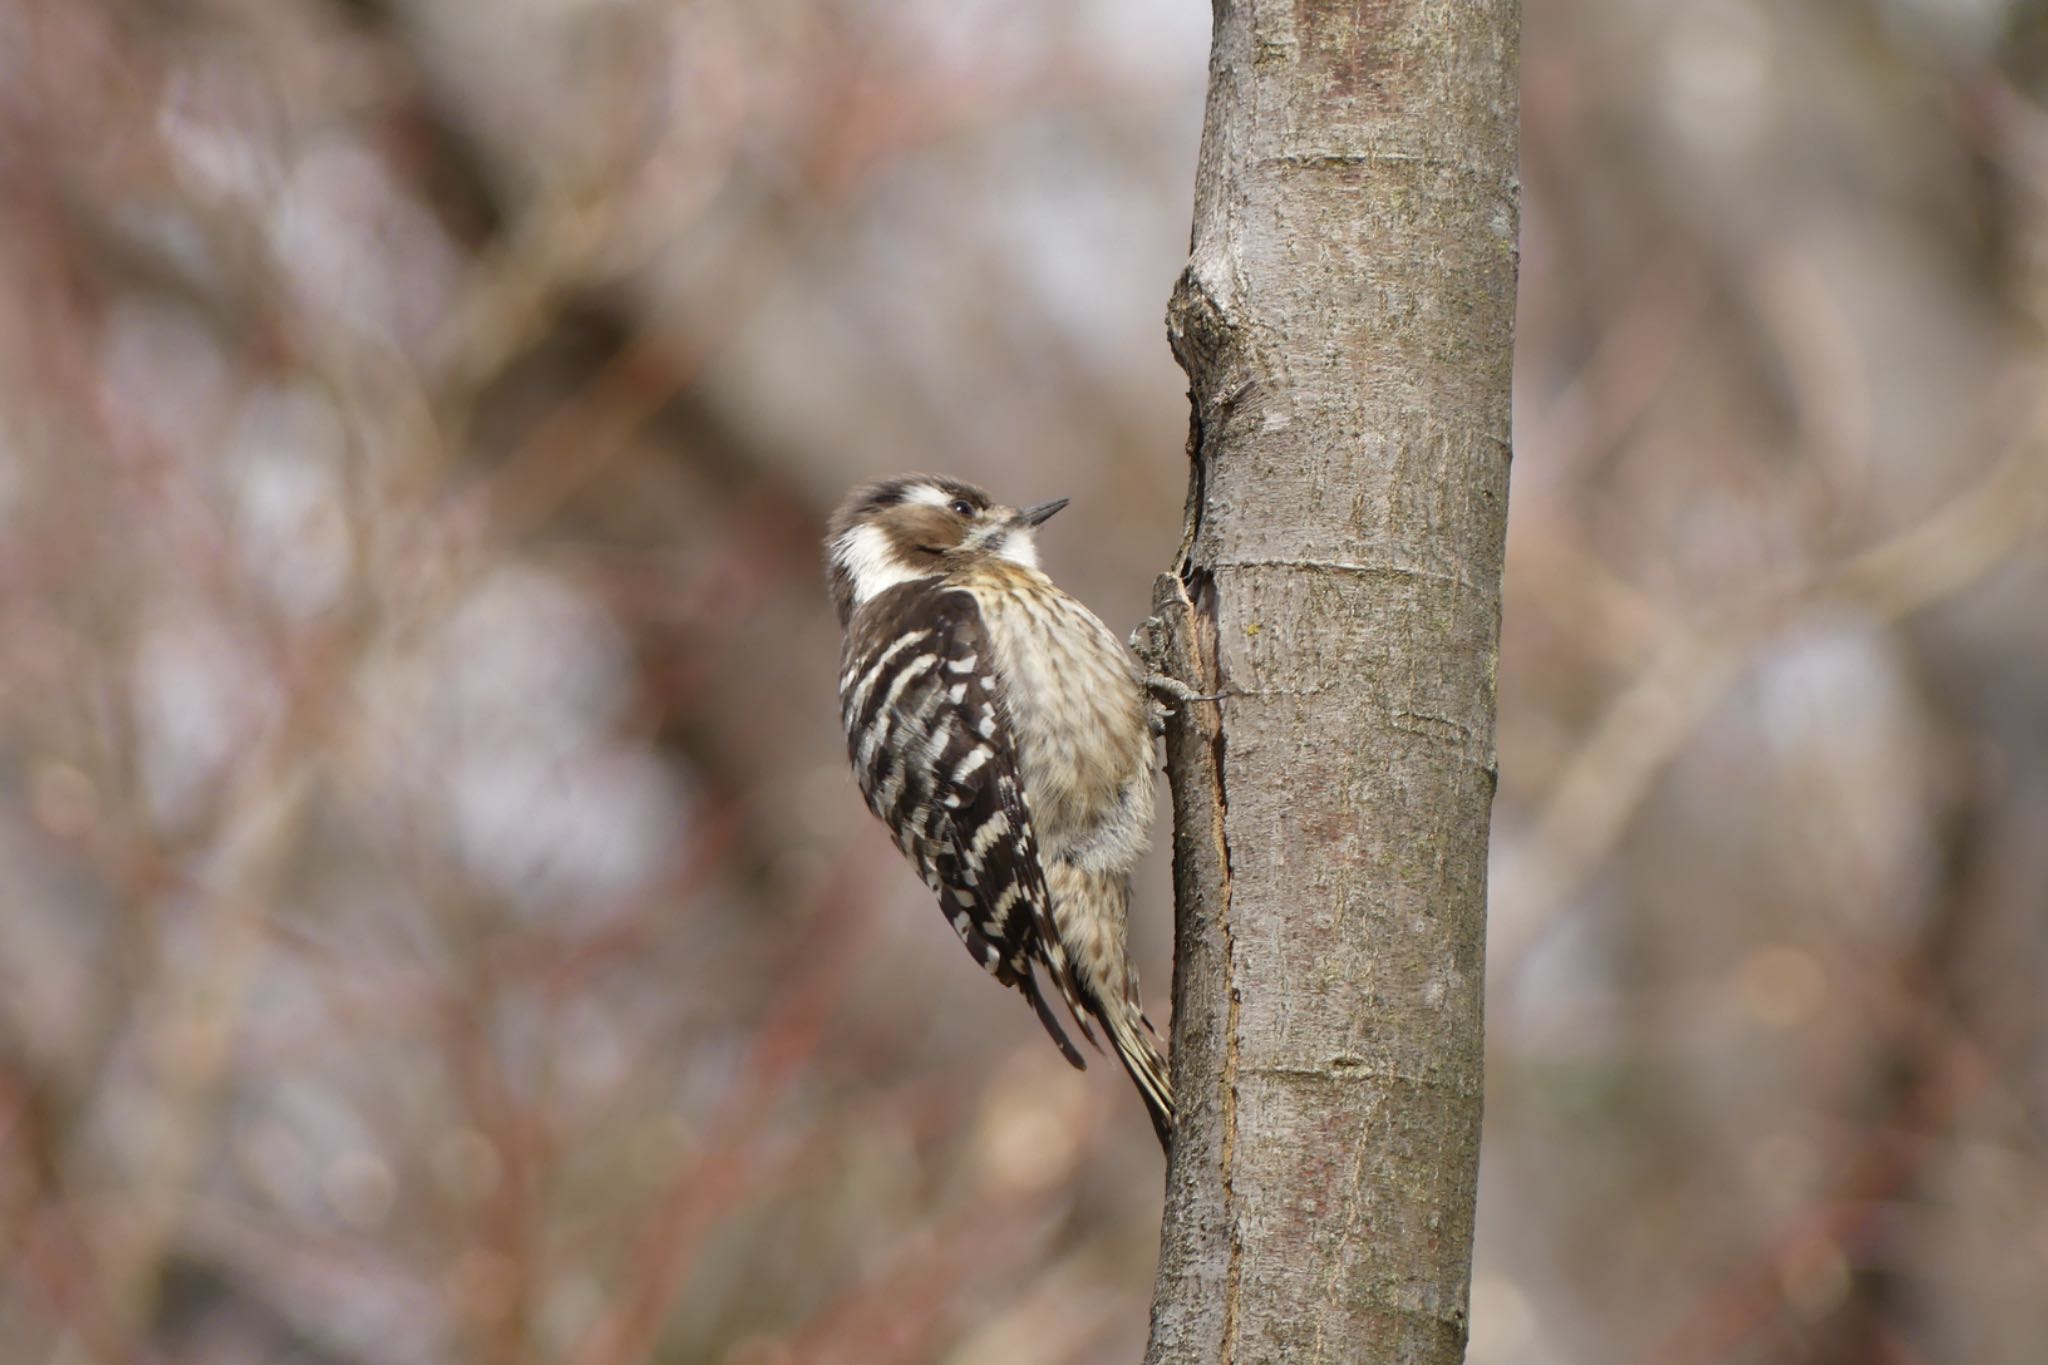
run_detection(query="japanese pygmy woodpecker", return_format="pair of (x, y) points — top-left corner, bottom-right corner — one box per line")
(826, 475), (1173, 1150)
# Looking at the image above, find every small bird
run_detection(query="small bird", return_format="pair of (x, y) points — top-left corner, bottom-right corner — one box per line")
(825, 475), (1173, 1150)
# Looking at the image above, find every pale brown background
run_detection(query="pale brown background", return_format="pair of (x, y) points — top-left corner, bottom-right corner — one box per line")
(1, 2), (2044, 1363)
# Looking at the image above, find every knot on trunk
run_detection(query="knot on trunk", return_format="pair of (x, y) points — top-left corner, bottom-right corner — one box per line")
(1166, 261), (1246, 400)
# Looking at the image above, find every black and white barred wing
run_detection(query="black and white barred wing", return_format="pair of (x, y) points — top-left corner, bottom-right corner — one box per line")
(838, 583), (1096, 1066)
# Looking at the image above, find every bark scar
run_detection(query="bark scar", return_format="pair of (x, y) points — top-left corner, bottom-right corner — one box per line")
(1173, 565), (1242, 1364)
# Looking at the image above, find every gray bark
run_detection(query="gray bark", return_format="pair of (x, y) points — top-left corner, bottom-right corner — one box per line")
(1143, 2), (1519, 1362)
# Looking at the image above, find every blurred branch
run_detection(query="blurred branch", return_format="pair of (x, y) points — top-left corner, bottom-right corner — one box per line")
(1497, 396), (2048, 978)
(106, 742), (319, 1338)
(1517, 244), (1712, 488)
(780, 1197), (1049, 1365)
(567, 849), (881, 1365)
(1646, 770), (2009, 1365)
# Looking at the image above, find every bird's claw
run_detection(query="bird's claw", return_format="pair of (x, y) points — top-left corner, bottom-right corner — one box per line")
(1131, 614), (1220, 734)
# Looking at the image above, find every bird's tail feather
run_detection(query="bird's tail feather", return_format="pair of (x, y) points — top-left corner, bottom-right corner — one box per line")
(1023, 972), (1087, 1070)
(1103, 1006), (1174, 1153)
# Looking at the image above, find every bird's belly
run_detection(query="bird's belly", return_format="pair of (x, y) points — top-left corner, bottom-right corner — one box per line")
(990, 614), (1153, 867)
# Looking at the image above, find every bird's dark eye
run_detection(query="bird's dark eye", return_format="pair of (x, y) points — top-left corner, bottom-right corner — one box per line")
(949, 499), (975, 517)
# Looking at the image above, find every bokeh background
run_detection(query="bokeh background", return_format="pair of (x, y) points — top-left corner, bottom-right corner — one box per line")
(2, 1), (2045, 1362)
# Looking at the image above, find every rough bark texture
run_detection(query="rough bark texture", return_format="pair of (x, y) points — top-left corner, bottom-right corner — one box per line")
(1143, 2), (1519, 1362)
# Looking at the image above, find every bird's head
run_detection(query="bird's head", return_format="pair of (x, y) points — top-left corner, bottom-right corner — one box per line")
(824, 475), (1068, 625)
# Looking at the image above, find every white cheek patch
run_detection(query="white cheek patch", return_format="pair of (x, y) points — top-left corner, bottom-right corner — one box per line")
(833, 523), (927, 604)
(996, 528), (1040, 571)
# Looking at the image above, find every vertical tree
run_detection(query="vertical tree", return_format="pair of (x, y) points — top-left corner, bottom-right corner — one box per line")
(1143, 2), (1519, 1361)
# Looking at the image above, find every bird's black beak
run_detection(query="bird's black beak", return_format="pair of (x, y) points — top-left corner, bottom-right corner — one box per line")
(1017, 498), (1069, 527)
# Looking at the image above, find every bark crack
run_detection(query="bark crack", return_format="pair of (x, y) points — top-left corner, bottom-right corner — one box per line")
(1188, 566), (1244, 1365)
(1258, 150), (1491, 177)
(1213, 556), (1486, 597)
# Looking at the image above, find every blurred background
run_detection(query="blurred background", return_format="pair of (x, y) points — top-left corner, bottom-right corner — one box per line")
(1, 1), (2044, 1363)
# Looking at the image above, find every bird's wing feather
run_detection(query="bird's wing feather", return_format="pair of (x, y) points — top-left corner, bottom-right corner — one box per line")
(839, 582), (1096, 1064)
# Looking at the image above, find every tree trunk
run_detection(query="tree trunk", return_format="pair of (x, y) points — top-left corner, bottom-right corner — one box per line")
(1143, 2), (1519, 1362)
